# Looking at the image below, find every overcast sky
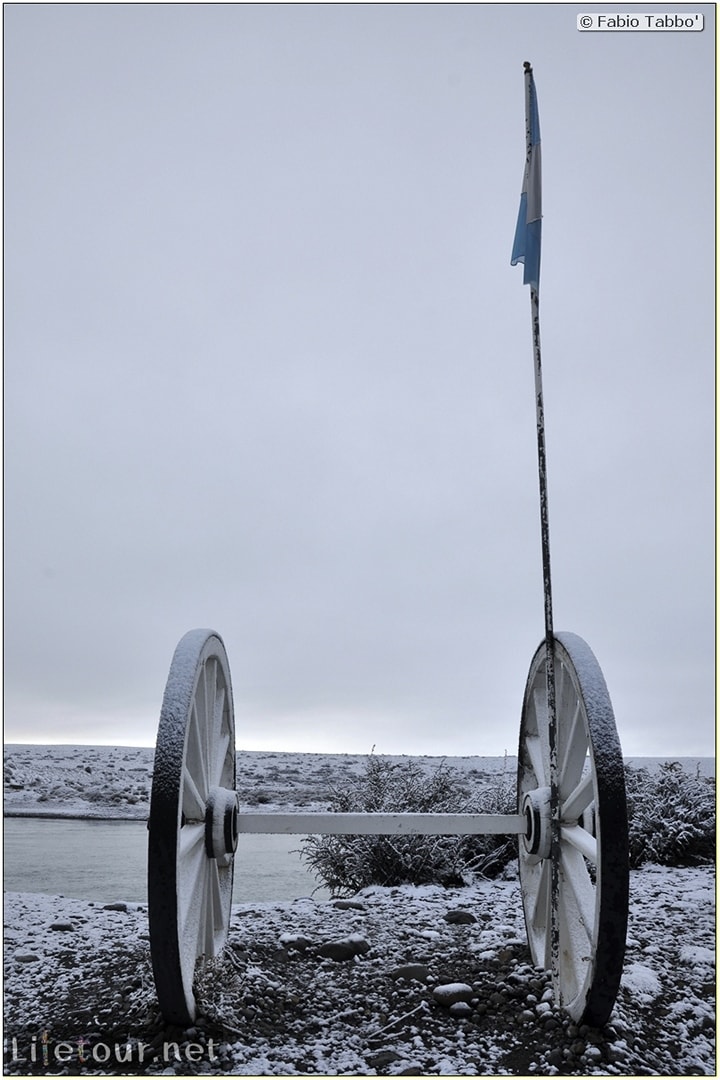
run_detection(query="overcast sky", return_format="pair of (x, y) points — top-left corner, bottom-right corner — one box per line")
(5, 3), (715, 757)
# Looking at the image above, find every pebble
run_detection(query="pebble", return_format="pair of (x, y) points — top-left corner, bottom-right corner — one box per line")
(449, 1001), (473, 1017)
(443, 909), (477, 925)
(389, 964), (429, 983)
(432, 983), (474, 1007)
(49, 921), (74, 932)
(367, 1050), (402, 1068)
(14, 951), (40, 963)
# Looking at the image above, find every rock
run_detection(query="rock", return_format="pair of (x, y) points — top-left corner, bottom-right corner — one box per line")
(389, 964), (429, 983)
(367, 1050), (403, 1068)
(49, 921), (74, 932)
(103, 902), (128, 912)
(332, 900), (366, 911)
(443, 909), (476, 925)
(432, 982), (474, 1007)
(449, 1001), (473, 1017)
(14, 951), (40, 963)
(317, 936), (370, 961)
(279, 934), (313, 952)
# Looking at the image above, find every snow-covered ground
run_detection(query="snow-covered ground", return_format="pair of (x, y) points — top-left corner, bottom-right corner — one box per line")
(3, 865), (715, 1076)
(3, 746), (716, 1074)
(3, 744), (714, 820)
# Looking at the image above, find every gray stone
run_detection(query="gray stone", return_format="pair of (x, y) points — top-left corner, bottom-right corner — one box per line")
(367, 1050), (403, 1068)
(332, 900), (366, 911)
(318, 936), (370, 961)
(389, 964), (429, 983)
(50, 921), (74, 932)
(14, 951), (40, 963)
(443, 909), (476, 925)
(432, 982), (474, 1007)
(449, 1001), (473, 1017)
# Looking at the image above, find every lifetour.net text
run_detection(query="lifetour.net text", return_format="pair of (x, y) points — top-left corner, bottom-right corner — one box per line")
(4, 1032), (218, 1068)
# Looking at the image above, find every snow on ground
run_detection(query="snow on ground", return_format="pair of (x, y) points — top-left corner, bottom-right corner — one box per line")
(4, 745), (714, 820)
(3, 865), (715, 1076)
(3, 747), (716, 1074)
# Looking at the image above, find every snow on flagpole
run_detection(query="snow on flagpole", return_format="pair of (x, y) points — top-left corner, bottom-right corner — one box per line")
(511, 61), (561, 997)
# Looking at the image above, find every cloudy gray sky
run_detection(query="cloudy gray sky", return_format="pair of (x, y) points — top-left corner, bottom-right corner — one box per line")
(5, 3), (715, 757)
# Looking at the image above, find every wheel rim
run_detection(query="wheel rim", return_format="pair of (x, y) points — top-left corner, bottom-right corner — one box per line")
(148, 629), (237, 1025)
(518, 631), (629, 1026)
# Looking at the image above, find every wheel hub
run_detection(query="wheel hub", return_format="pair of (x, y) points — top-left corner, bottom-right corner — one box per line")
(205, 786), (240, 861)
(521, 786), (552, 862)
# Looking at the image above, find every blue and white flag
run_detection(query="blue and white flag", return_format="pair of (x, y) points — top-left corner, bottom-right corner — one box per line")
(511, 64), (542, 290)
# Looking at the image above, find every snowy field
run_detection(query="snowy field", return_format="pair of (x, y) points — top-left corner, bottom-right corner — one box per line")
(3, 746), (716, 1074)
(3, 743), (714, 820)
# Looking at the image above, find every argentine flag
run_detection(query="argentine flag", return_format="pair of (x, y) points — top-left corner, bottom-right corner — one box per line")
(511, 64), (542, 291)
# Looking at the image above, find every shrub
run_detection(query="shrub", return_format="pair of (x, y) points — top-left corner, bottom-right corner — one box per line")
(624, 761), (715, 868)
(300, 756), (716, 895)
(300, 755), (517, 895)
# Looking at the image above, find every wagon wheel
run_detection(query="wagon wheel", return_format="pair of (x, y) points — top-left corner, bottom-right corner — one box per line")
(148, 629), (239, 1025)
(518, 631), (629, 1026)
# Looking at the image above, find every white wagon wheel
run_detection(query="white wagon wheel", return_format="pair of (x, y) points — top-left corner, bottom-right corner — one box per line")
(518, 631), (629, 1027)
(148, 629), (239, 1025)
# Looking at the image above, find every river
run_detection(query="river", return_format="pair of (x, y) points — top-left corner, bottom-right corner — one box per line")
(3, 818), (330, 904)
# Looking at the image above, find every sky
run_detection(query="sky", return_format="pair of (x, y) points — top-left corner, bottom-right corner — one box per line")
(5, 2), (715, 758)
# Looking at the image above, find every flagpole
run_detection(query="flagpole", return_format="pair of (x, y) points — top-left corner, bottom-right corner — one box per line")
(516, 60), (561, 994)
(529, 279), (560, 994)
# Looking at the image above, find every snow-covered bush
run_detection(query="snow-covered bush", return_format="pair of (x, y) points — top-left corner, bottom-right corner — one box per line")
(300, 755), (516, 895)
(624, 762), (715, 868)
(301, 756), (715, 894)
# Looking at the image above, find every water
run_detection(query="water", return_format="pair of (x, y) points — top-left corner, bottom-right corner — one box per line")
(3, 818), (330, 905)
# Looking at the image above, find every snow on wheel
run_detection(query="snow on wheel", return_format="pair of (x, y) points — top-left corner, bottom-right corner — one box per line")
(148, 629), (238, 1025)
(518, 631), (629, 1027)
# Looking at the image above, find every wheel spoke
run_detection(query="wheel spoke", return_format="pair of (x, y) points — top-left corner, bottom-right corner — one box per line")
(525, 733), (547, 786)
(560, 843), (596, 943)
(201, 862), (225, 957)
(557, 843), (596, 1006)
(182, 767), (206, 823)
(561, 824), (597, 865)
(558, 700), (588, 799)
(561, 770), (594, 822)
(199, 661), (212, 782)
(178, 824), (208, 950)
(211, 687), (229, 786)
(186, 704), (209, 802)
(529, 859), (551, 952)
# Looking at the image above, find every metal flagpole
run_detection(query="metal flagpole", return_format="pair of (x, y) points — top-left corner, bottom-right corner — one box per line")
(511, 61), (560, 995)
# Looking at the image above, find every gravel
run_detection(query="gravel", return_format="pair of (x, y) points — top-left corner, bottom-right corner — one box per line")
(3, 865), (715, 1075)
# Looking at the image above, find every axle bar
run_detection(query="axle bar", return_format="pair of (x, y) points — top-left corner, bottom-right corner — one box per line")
(237, 812), (527, 836)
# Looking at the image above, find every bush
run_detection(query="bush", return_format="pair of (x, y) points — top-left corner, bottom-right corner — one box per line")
(625, 761), (715, 868)
(299, 755), (517, 895)
(300, 756), (715, 895)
